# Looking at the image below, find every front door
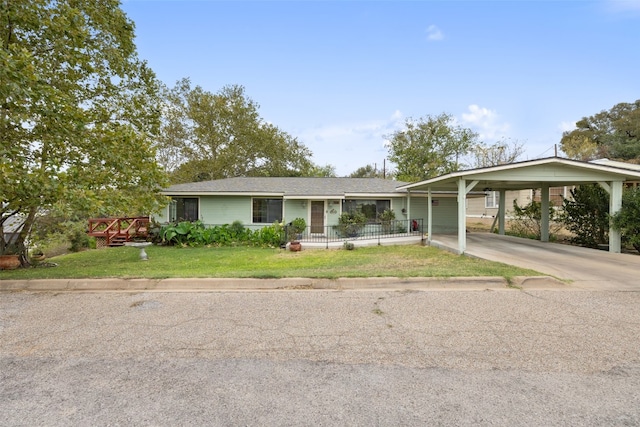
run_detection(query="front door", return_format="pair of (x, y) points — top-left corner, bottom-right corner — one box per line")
(310, 201), (325, 234)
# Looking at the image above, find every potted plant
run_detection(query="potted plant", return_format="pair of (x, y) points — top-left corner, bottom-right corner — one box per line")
(287, 218), (306, 251)
(29, 247), (46, 263)
(0, 243), (22, 270)
(337, 211), (367, 238)
(291, 218), (306, 239)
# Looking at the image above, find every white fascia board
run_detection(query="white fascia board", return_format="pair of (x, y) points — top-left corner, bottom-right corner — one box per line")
(344, 193), (405, 198)
(404, 192), (458, 198)
(284, 195), (345, 200)
(161, 191), (284, 197)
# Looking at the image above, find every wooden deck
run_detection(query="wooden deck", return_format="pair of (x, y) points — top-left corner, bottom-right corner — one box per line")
(87, 217), (150, 247)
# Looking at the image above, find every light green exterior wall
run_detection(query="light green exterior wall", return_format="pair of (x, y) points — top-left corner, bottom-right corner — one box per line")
(155, 206), (169, 223)
(201, 196), (251, 224)
(409, 196), (458, 234)
(157, 194), (458, 233)
(284, 200), (307, 224)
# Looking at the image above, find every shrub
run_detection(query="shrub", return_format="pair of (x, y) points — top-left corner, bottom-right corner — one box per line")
(561, 184), (609, 248)
(378, 209), (396, 233)
(160, 220), (210, 246)
(509, 195), (562, 240)
(250, 221), (286, 248)
(159, 220), (285, 248)
(337, 211), (367, 237)
(611, 186), (640, 253)
(286, 218), (307, 242)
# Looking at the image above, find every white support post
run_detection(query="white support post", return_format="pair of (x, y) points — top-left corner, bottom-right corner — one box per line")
(457, 179), (467, 254)
(282, 198), (287, 223)
(498, 189), (506, 235)
(427, 188), (432, 242)
(541, 185), (550, 242)
(609, 181), (623, 253)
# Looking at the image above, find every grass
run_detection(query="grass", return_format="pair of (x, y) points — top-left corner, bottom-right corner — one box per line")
(0, 244), (541, 281)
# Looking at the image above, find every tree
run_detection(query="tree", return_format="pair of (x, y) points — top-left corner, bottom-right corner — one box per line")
(1, 0), (167, 264)
(385, 113), (479, 182)
(157, 79), (314, 183)
(509, 194), (563, 240)
(560, 100), (640, 161)
(470, 138), (525, 168)
(303, 164), (337, 177)
(561, 184), (610, 248)
(611, 186), (640, 253)
(348, 164), (387, 178)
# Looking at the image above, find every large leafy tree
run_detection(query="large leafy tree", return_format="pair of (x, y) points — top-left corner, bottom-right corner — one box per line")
(158, 79), (315, 183)
(1, 0), (167, 262)
(560, 100), (640, 161)
(385, 113), (479, 182)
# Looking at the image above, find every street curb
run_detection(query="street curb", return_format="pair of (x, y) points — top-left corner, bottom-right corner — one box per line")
(0, 276), (568, 292)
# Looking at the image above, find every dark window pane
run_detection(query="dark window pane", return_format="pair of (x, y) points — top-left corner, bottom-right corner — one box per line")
(171, 198), (199, 222)
(253, 198), (283, 223)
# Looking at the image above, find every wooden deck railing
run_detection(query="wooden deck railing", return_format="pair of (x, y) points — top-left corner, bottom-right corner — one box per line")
(88, 217), (150, 247)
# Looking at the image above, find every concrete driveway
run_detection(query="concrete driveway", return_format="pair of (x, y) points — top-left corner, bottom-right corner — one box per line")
(431, 232), (640, 290)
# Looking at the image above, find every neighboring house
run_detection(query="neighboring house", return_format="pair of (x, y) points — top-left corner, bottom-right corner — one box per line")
(466, 189), (529, 219)
(158, 177), (465, 234)
(467, 187), (571, 219)
(590, 158), (640, 187)
(1, 213), (24, 246)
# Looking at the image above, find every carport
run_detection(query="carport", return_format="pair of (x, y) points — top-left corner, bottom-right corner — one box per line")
(397, 157), (640, 254)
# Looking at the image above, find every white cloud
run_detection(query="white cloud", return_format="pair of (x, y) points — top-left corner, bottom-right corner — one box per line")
(295, 111), (405, 176)
(426, 25), (444, 41)
(606, 0), (640, 12)
(558, 121), (576, 133)
(460, 105), (510, 141)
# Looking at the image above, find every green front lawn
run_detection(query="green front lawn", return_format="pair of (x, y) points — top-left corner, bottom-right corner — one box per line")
(0, 244), (540, 281)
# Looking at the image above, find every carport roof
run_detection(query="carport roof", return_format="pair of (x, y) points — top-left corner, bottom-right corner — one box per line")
(397, 157), (640, 192)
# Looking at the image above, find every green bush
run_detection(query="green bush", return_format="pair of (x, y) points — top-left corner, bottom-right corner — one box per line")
(378, 209), (396, 233)
(611, 186), (640, 253)
(337, 211), (367, 237)
(508, 196), (562, 240)
(561, 184), (609, 248)
(30, 212), (89, 256)
(159, 220), (285, 248)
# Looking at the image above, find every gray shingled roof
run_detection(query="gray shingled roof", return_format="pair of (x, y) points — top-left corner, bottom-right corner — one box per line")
(164, 177), (410, 197)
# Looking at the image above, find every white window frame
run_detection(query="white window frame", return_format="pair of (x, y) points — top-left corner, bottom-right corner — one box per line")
(485, 191), (499, 209)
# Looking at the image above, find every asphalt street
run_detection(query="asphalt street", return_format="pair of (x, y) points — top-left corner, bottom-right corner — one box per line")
(1, 288), (639, 426)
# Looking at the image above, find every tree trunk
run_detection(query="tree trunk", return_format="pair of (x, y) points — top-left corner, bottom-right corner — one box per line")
(15, 207), (38, 267)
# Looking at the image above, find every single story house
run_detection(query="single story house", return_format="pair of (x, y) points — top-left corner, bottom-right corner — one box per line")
(157, 157), (640, 253)
(157, 177), (465, 235)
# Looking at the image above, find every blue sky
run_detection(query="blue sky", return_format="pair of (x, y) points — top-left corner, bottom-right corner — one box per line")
(121, 0), (640, 176)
